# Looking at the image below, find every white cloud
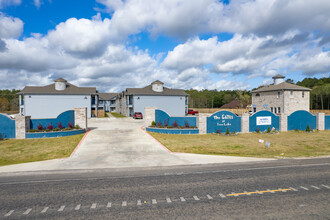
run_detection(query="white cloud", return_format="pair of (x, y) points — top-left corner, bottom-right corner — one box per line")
(33, 0), (41, 8)
(0, 13), (23, 39)
(0, 0), (21, 9)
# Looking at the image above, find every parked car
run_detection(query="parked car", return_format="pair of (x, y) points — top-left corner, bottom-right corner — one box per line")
(133, 112), (143, 119)
(188, 109), (199, 115)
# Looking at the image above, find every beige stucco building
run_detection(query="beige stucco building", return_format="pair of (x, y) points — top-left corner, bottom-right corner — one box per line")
(251, 74), (311, 115)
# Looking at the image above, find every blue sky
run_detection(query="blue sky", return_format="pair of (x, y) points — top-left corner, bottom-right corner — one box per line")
(0, 0), (329, 92)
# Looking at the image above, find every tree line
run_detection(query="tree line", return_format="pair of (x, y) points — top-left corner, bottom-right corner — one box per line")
(0, 89), (20, 112)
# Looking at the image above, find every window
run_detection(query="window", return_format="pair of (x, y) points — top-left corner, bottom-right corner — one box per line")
(275, 107), (277, 114)
(290, 91), (293, 98)
(253, 107), (256, 113)
(278, 107), (281, 113)
(271, 107), (273, 113)
(277, 92), (280, 98)
(302, 91), (305, 98)
(256, 93), (260, 97)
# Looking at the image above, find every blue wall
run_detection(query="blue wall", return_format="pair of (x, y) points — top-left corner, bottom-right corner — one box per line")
(0, 114), (16, 139)
(30, 110), (75, 130)
(288, 110), (316, 131)
(249, 110), (279, 132)
(325, 115), (330, 130)
(155, 109), (196, 127)
(207, 111), (241, 133)
(146, 127), (199, 134)
(26, 129), (85, 139)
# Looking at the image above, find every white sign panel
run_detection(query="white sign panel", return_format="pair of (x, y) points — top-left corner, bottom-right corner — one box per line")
(256, 116), (271, 125)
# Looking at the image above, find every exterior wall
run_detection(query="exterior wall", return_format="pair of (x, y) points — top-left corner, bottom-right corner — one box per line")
(30, 110), (75, 130)
(26, 129), (85, 139)
(241, 113), (249, 133)
(144, 107), (157, 127)
(207, 111), (241, 133)
(15, 116), (30, 139)
(287, 110), (316, 131)
(316, 113), (325, 130)
(134, 95), (187, 117)
(24, 94), (91, 119)
(74, 108), (87, 129)
(198, 114), (210, 134)
(0, 114), (16, 139)
(155, 109), (197, 127)
(252, 91), (284, 113)
(284, 91), (309, 115)
(325, 116), (330, 130)
(146, 127), (199, 134)
(249, 110), (279, 132)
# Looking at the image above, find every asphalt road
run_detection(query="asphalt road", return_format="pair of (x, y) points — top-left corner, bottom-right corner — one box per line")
(0, 158), (329, 219)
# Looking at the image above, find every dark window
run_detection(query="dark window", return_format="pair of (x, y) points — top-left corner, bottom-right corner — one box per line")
(256, 93), (260, 97)
(271, 107), (273, 112)
(278, 107), (281, 113)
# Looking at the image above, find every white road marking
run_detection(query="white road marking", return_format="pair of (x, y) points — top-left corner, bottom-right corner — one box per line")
(207, 194), (213, 199)
(256, 190), (263, 194)
(106, 202), (112, 208)
(193, 196), (200, 200)
(58, 206), (65, 212)
(23, 208), (32, 215)
(180, 197), (186, 202)
(4, 210), (14, 217)
(152, 199), (157, 204)
(278, 188), (287, 192)
(300, 186), (309, 190)
(166, 197), (172, 203)
(41, 207), (49, 213)
(243, 191), (251, 195)
(321, 184), (330, 189)
(122, 201), (127, 207)
(289, 187), (298, 191)
(75, 204), (81, 210)
(91, 203), (97, 209)
(311, 185), (320, 189)
(267, 189), (275, 193)
(219, 193), (226, 198)
(137, 200), (141, 206)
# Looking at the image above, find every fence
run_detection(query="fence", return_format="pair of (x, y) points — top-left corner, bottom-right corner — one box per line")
(249, 110), (279, 132)
(155, 109), (197, 127)
(287, 110), (316, 131)
(30, 110), (75, 130)
(0, 114), (16, 139)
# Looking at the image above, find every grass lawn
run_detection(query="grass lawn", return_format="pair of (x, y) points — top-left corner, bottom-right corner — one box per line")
(111, 112), (127, 118)
(0, 134), (85, 166)
(149, 130), (330, 158)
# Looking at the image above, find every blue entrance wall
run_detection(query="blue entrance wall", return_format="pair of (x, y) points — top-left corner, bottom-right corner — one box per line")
(146, 127), (199, 134)
(207, 111), (241, 133)
(30, 110), (75, 130)
(155, 110), (196, 127)
(0, 114), (16, 139)
(325, 115), (330, 130)
(288, 110), (316, 131)
(249, 111), (279, 132)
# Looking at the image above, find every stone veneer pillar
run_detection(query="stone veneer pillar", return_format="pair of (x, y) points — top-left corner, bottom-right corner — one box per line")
(74, 107), (87, 129)
(144, 107), (157, 128)
(316, 113), (325, 131)
(279, 114), (288, 132)
(198, 114), (209, 134)
(15, 115), (30, 139)
(241, 113), (249, 133)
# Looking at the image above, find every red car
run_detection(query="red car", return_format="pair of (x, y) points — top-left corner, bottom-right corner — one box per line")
(188, 109), (199, 115)
(133, 112), (143, 119)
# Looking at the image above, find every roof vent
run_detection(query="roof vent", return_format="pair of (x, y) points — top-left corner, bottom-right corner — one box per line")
(151, 80), (164, 92)
(54, 78), (67, 91)
(272, 74), (285, 85)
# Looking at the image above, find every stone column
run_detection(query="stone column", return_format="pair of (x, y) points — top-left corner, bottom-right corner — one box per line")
(144, 107), (157, 128)
(74, 107), (87, 129)
(15, 115), (30, 139)
(316, 113), (325, 131)
(198, 114), (209, 134)
(279, 114), (288, 132)
(241, 113), (249, 133)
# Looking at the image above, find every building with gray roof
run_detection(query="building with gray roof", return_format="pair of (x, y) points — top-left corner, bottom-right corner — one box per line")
(98, 93), (118, 112)
(117, 80), (188, 117)
(19, 78), (99, 118)
(251, 75), (311, 115)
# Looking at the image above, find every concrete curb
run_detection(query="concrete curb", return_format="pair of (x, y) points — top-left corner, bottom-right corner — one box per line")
(70, 129), (91, 158)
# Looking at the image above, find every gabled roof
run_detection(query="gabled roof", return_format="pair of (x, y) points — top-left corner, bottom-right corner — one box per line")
(272, 74), (285, 79)
(18, 82), (97, 95)
(125, 84), (187, 96)
(252, 82), (311, 93)
(98, 93), (118, 100)
(151, 80), (164, 84)
(220, 99), (247, 109)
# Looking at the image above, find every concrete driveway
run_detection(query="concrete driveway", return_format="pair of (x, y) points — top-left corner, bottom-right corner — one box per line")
(0, 118), (272, 173)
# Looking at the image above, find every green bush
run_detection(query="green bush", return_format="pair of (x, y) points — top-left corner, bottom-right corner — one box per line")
(306, 124), (311, 132)
(226, 127), (230, 135)
(75, 125), (81, 129)
(64, 127), (72, 131)
(53, 128), (60, 131)
(267, 126), (271, 133)
(151, 121), (156, 126)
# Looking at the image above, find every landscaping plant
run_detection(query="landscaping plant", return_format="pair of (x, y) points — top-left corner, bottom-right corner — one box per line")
(57, 121), (63, 129)
(157, 121), (162, 127)
(306, 124), (311, 132)
(226, 127), (230, 135)
(267, 126), (271, 133)
(68, 123), (74, 129)
(164, 119), (169, 127)
(185, 121), (190, 128)
(47, 123), (53, 130)
(151, 121), (156, 126)
(37, 123), (43, 130)
(172, 120), (178, 128)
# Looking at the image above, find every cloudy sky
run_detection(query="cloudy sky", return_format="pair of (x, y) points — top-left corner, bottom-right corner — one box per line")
(0, 0), (329, 92)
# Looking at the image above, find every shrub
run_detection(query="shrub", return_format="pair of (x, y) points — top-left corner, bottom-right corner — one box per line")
(179, 126), (184, 129)
(184, 120), (190, 128)
(172, 121), (178, 128)
(53, 128), (59, 131)
(164, 119), (169, 127)
(216, 129), (221, 134)
(267, 126), (271, 133)
(306, 124), (311, 132)
(64, 127), (72, 131)
(37, 123), (43, 130)
(45, 129), (50, 132)
(167, 126), (173, 129)
(255, 128), (260, 133)
(57, 121), (63, 129)
(47, 123), (53, 130)
(151, 121), (156, 126)
(68, 123), (74, 129)
(157, 121), (162, 127)
(226, 127), (230, 135)
(75, 125), (81, 129)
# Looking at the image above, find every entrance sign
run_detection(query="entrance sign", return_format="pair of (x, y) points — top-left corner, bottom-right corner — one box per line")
(207, 111), (241, 133)
(256, 116), (271, 125)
